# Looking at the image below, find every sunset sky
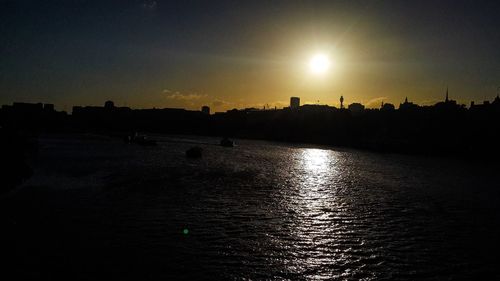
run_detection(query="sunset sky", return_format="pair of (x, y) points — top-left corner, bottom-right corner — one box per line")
(1, 0), (500, 112)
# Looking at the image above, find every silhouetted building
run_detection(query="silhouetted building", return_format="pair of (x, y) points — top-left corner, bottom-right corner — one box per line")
(340, 96), (344, 109)
(1, 102), (67, 130)
(301, 104), (334, 112)
(290, 97), (300, 109)
(381, 102), (395, 111)
(399, 97), (419, 111)
(492, 94), (500, 106)
(444, 87), (456, 105)
(470, 99), (492, 111)
(201, 106), (210, 115)
(104, 100), (115, 109)
(434, 87), (459, 110)
(13, 102), (43, 112)
(44, 104), (55, 111)
(348, 103), (365, 115)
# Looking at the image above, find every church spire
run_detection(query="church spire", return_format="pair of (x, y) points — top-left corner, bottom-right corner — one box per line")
(404, 97), (408, 103)
(445, 86), (449, 102)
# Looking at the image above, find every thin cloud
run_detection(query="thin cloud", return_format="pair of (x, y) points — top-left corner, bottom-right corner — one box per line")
(365, 96), (388, 108)
(212, 99), (231, 107)
(163, 89), (206, 101)
(142, 0), (157, 10)
(420, 99), (441, 106)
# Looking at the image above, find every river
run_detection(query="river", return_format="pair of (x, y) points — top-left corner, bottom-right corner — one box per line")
(2, 134), (499, 280)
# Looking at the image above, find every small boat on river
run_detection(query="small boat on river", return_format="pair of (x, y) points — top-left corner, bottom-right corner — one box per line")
(220, 137), (234, 147)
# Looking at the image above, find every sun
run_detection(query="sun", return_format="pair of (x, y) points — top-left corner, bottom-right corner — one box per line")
(309, 54), (330, 74)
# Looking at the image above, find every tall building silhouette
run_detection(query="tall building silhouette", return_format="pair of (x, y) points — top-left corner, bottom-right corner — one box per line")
(201, 106), (210, 115)
(440, 87), (457, 106)
(290, 97), (300, 109)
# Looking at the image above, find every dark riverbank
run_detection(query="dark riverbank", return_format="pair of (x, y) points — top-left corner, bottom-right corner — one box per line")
(2, 98), (500, 160)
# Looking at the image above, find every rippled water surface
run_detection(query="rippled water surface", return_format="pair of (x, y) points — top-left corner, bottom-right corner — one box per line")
(3, 134), (500, 280)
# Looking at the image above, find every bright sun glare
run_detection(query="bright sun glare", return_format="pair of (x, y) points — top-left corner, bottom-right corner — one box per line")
(309, 54), (330, 74)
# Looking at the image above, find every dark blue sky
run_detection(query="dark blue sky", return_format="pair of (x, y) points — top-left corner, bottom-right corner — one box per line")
(1, 0), (500, 111)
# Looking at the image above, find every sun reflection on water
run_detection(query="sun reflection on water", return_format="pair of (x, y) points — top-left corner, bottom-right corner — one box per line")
(284, 148), (347, 277)
(294, 148), (338, 215)
(299, 148), (336, 189)
(302, 149), (331, 170)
